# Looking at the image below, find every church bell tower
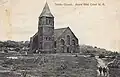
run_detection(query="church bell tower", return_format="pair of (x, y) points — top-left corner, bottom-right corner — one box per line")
(38, 3), (54, 53)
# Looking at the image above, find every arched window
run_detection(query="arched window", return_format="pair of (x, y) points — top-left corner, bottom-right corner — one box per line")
(49, 37), (51, 40)
(72, 39), (76, 45)
(54, 41), (56, 48)
(45, 37), (48, 40)
(43, 18), (46, 25)
(67, 35), (70, 45)
(61, 39), (65, 45)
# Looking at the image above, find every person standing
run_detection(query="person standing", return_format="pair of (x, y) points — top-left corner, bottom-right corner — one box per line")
(98, 66), (102, 75)
(103, 67), (107, 76)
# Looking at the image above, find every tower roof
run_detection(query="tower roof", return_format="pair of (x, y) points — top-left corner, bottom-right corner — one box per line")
(40, 3), (54, 17)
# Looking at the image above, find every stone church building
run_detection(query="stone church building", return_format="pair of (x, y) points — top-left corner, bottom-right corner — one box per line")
(29, 3), (79, 53)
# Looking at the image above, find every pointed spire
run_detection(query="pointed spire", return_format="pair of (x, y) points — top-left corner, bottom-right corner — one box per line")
(40, 2), (54, 17)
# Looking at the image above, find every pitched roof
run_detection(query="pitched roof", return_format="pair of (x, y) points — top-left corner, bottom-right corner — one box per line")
(32, 27), (69, 40)
(39, 2), (54, 17)
(54, 27), (67, 40)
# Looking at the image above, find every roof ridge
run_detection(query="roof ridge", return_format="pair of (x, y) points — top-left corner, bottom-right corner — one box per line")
(55, 27), (68, 30)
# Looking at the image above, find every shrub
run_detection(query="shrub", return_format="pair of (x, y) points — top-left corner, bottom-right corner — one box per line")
(99, 54), (105, 58)
(90, 54), (95, 57)
(4, 49), (8, 53)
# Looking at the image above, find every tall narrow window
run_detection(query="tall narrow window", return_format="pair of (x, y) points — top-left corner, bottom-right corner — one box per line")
(54, 41), (56, 48)
(39, 42), (42, 49)
(67, 35), (70, 45)
(43, 18), (46, 25)
(50, 19), (52, 25)
(72, 39), (75, 45)
(50, 18), (53, 25)
(45, 37), (48, 40)
(61, 39), (65, 45)
(46, 18), (49, 25)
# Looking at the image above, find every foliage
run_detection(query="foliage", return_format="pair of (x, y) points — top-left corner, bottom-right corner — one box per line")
(0, 40), (30, 52)
(4, 49), (8, 53)
(0, 54), (97, 77)
(79, 45), (119, 57)
(99, 54), (105, 58)
(14, 47), (20, 52)
(90, 54), (95, 57)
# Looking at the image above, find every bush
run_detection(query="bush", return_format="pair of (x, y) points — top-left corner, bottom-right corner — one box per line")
(90, 54), (95, 57)
(111, 56), (116, 59)
(4, 49), (8, 53)
(99, 54), (105, 58)
(14, 47), (20, 52)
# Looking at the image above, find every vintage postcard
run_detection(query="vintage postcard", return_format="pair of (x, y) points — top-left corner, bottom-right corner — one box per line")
(0, 0), (120, 77)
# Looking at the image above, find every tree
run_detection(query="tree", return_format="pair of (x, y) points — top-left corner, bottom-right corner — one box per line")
(14, 47), (20, 52)
(90, 54), (95, 57)
(94, 46), (97, 48)
(99, 54), (105, 58)
(4, 49), (8, 53)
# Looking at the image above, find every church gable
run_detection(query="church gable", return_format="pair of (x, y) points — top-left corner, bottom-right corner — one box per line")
(55, 27), (78, 43)
(54, 27), (79, 53)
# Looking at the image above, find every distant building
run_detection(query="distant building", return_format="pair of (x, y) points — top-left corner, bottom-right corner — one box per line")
(29, 3), (79, 53)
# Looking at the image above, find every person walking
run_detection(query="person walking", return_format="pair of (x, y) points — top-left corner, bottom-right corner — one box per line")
(98, 66), (102, 75)
(103, 67), (107, 76)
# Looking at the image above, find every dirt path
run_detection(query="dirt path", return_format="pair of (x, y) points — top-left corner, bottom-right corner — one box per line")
(95, 56), (108, 77)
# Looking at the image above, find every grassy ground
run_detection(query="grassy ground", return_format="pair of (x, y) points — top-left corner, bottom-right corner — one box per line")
(0, 54), (98, 77)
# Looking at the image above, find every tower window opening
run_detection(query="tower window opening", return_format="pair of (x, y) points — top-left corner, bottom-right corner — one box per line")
(54, 41), (56, 48)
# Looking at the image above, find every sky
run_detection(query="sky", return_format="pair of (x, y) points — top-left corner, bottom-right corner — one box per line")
(0, 0), (120, 52)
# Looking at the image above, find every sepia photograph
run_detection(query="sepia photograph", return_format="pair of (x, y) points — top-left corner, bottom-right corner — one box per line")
(0, 0), (120, 77)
